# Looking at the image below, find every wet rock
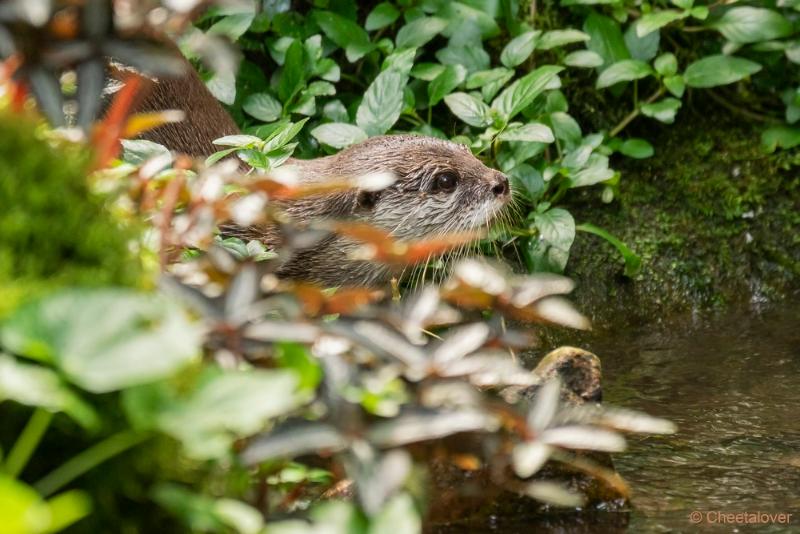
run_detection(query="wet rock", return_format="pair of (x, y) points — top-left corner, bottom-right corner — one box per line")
(424, 347), (628, 531)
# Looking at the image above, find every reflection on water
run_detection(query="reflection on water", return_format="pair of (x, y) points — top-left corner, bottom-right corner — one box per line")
(431, 305), (800, 533)
(585, 304), (800, 532)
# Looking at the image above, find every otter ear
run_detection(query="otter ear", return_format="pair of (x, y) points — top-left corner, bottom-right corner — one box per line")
(357, 190), (381, 210)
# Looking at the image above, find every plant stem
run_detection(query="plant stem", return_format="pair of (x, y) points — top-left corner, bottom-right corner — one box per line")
(609, 87), (665, 138)
(34, 431), (148, 497)
(706, 90), (781, 124)
(4, 409), (53, 478)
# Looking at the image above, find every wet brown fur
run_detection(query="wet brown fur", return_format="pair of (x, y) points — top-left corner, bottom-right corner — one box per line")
(127, 60), (509, 287)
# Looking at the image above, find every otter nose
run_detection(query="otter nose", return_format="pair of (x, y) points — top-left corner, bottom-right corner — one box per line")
(490, 172), (509, 197)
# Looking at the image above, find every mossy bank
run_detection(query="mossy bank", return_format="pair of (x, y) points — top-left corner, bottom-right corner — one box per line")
(563, 101), (800, 323)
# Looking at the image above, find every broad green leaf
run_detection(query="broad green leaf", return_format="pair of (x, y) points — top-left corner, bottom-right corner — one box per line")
(663, 75), (686, 97)
(369, 494), (421, 534)
(366, 2), (400, 31)
(323, 100), (349, 122)
(154, 485), (264, 534)
(683, 55), (762, 88)
(712, 7), (793, 44)
(444, 92), (492, 127)
(0, 477), (91, 534)
(500, 31), (539, 68)
(466, 67), (515, 89)
(538, 29), (590, 50)
(576, 223), (642, 277)
(498, 123), (555, 143)
(382, 47), (417, 76)
(0, 355), (99, 429)
(641, 97), (682, 123)
(549, 112), (582, 148)
(262, 118), (308, 153)
(411, 63), (445, 81)
(314, 11), (374, 62)
(563, 50), (604, 68)
(356, 70), (407, 136)
(396, 17), (448, 49)
(624, 21), (660, 62)
(311, 123), (368, 149)
(133, 369), (305, 460)
(636, 10), (686, 37)
(305, 81), (336, 97)
(671, 0), (693, 8)
(619, 138), (654, 159)
(208, 12), (256, 41)
(436, 43), (491, 73)
(440, 2), (501, 40)
(428, 64), (467, 106)
(278, 40), (306, 102)
(570, 154), (614, 188)
(583, 13), (630, 69)
(761, 126), (800, 152)
(526, 208), (576, 273)
(213, 135), (262, 148)
(1, 289), (202, 394)
(206, 71), (236, 106)
(243, 93), (282, 123)
(509, 164), (545, 200)
(596, 59), (653, 88)
(492, 65), (564, 120)
(690, 6), (709, 19)
(654, 53), (678, 76)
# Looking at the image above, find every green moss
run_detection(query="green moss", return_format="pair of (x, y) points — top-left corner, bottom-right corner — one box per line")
(564, 105), (800, 319)
(0, 112), (141, 316)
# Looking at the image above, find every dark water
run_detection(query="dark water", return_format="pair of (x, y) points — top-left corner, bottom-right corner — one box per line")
(585, 304), (800, 532)
(432, 304), (800, 533)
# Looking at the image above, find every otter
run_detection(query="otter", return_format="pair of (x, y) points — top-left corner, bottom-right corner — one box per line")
(126, 58), (510, 287)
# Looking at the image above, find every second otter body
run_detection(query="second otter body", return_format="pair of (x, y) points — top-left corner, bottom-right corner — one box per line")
(130, 63), (509, 287)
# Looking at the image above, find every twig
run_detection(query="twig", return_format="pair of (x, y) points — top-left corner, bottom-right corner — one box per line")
(609, 87), (664, 138)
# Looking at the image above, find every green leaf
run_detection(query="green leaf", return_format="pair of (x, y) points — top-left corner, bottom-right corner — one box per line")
(411, 63), (445, 81)
(275, 343), (322, 393)
(436, 43), (490, 73)
(569, 154), (614, 187)
(671, 0), (693, 9)
(509, 164), (545, 200)
(311, 123), (368, 149)
(133, 369), (305, 460)
(213, 135), (262, 148)
(493, 65), (564, 120)
(663, 75), (686, 97)
(636, 10), (686, 37)
(243, 93), (282, 123)
(382, 47), (417, 76)
(306, 81), (336, 97)
(550, 112), (583, 148)
(563, 50), (604, 68)
(0, 477), (91, 534)
(538, 29), (590, 50)
(356, 70), (407, 136)
(712, 7), (793, 44)
(583, 13), (630, 69)
(369, 494), (421, 534)
(641, 97), (682, 124)
(1, 289), (202, 394)
(366, 2), (400, 31)
(396, 17), (448, 49)
(444, 92), (492, 127)
(278, 40), (306, 102)
(0, 355), (99, 429)
(619, 138), (654, 159)
(314, 11), (374, 62)
(624, 20), (660, 62)
(576, 223), (642, 277)
(761, 126), (800, 152)
(526, 208), (576, 273)
(500, 31), (539, 68)
(428, 64), (467, 106)
(683, 55), (762, 88)
(208, 12), (256, 41)
(498, 123), (555, 143)
(654, 53), (678, 76)
(466, 67), (514, 89)
(596, 60), (653, 89)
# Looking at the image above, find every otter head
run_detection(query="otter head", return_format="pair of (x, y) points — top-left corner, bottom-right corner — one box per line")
(329, 135), (510, 240)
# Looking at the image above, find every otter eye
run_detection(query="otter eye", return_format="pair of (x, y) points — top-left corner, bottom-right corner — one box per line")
(434, 172), (458, 192)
